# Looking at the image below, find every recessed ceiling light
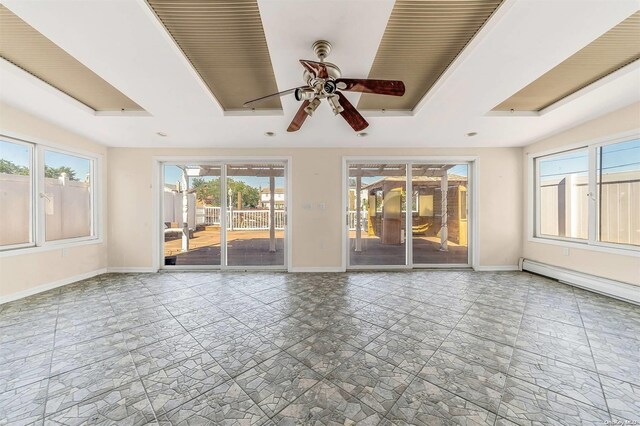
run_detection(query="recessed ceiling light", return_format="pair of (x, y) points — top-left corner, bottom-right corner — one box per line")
(356, 132), (368, 137)
(157, 132), (167, 137)
(466, 132), (478, 137)
(264, 131), (275, 137)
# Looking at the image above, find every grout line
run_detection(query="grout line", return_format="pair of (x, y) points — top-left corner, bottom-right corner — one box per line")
(382, 280), (484, 423)
(127, 351), (159, 424)
(491, 284), (529, 426)
(103, 281), (158, 424)
(575, 289), (614, 423)
(41, 300), (60, 422)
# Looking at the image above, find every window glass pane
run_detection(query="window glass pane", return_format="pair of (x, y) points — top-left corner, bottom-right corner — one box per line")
(411, 164), (469, 265)
(348, 164), (407, 266)
(163, 164), (222, 266)
(0, 140), (32, 247)
(597, 139), (640, 246)
(226, 163), (286, 267)
(44, 150), (92, 241)
(537, 149), (588, 239)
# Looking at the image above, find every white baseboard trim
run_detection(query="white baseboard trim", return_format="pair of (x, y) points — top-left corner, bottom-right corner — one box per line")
(473, 265), (520, 271)
(288, 267), (345, 273)
(0, 268), (108, 305)
(107, 267), (157, 273)
(522, 259), (639, 305)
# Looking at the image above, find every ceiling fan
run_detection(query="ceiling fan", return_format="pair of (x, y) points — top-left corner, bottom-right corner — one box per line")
(243, 40), (405, 132)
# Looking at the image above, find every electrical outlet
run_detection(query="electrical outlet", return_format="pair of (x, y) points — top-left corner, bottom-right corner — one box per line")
(61, 248), (68, 257)
(562, 247), (570, 256)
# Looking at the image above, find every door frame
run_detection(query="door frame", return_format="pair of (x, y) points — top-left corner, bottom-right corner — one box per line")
(341, 156), (478, 270)
(152, 156), (292, 272)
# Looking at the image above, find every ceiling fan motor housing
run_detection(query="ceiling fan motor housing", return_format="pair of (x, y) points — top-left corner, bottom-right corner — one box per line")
(302, 62), (341, 87)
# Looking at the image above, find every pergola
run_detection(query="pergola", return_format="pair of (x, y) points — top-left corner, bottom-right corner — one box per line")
(348, 164), (457, 252)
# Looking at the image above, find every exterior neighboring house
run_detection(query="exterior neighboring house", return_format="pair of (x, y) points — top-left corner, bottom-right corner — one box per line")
(260, 187), (285, 209)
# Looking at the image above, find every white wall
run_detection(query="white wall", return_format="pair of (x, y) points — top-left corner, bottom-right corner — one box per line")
(3, 99), (636, 302)
(0, 103), (108, 301)
(522, 102), (640, 286)
(107, 147), (522, 270)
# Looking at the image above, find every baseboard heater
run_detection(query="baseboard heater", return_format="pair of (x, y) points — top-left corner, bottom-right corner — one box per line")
(520, 258), (639, 305)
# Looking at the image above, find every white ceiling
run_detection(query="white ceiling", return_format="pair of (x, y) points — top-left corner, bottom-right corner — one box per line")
(0, 0), (638, 148)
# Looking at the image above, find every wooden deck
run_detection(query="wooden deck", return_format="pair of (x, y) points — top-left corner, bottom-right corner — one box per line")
(164, 228), (285, 266)
(164, 228), (466, 267)
(348, 232), (468, 265)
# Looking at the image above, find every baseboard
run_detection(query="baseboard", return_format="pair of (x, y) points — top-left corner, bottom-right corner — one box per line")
(0, 268), (108, 305)
(107, 267), (157, 273)
(473, 265), (520, 271)
(288, 267), (345, 273)
(522, 259), (639, 305)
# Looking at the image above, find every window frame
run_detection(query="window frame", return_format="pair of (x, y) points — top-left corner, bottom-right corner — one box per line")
(0, 138), (36, 251)
(0, 134), (101, 255)
(534, 146), (589, 243)
(529, 130), (640, 255)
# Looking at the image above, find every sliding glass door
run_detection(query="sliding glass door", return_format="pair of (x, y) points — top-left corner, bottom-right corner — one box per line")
(163, 164), (222, 267)
(346, 160), (471, 269)
(161, 160), (287, 269)
(348, 163), (407, 266)
(226, 163), (286, 267)
(411, 164), (469, 266)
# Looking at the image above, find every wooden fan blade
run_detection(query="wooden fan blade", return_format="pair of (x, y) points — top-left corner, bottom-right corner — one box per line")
(243, 87), (304, 107)
(336, 92), (369, 132)
(287, 100), (311, 132)
(299, 59), (329, 79)
(335, 78), (405, 96)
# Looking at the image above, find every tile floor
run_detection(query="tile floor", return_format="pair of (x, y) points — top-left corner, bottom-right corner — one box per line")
(0, 271), (638, 425)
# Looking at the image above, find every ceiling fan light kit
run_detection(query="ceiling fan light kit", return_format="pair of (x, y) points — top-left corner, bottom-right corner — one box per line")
(243, 40), (405, 133)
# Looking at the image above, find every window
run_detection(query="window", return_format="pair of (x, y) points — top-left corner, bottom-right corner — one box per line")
(597, 139), (640, 247)
(536, 148), (588, 240)
(0, 136), (98, 252)
(0, 139), (33, 248)
(44, 150), (93, 241)
(533, 136), (640, 251)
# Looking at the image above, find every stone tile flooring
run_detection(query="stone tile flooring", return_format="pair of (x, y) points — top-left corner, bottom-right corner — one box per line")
(0, 271), (638, 425)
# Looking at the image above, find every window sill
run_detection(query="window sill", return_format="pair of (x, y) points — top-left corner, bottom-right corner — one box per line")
(0, 237), (104, 258)
(528, 236), (640, 257)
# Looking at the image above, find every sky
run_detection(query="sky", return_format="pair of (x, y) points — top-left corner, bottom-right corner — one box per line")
(1, 140), (91, 178)
(539, 138), (640, 179)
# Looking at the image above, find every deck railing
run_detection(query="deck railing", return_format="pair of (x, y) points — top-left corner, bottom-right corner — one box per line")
(198, 206), (368, 231)
(348, 211), (368, 231)
(199, 207), (286, 230)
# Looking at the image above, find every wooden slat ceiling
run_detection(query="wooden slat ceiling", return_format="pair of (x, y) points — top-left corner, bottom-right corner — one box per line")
(0, 5), (143, 112)
(494, 11), (640, 112)
(147, 0), (280, 111)
(358, 0), (503, 111)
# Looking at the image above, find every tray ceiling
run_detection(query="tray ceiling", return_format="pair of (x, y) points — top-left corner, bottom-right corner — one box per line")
(358, 0), (503, 111)
(146, 0), (281, 111)
(0, 5), (143, 112)
(494, 10), (640, 112)
(0, 0), (638, 148)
